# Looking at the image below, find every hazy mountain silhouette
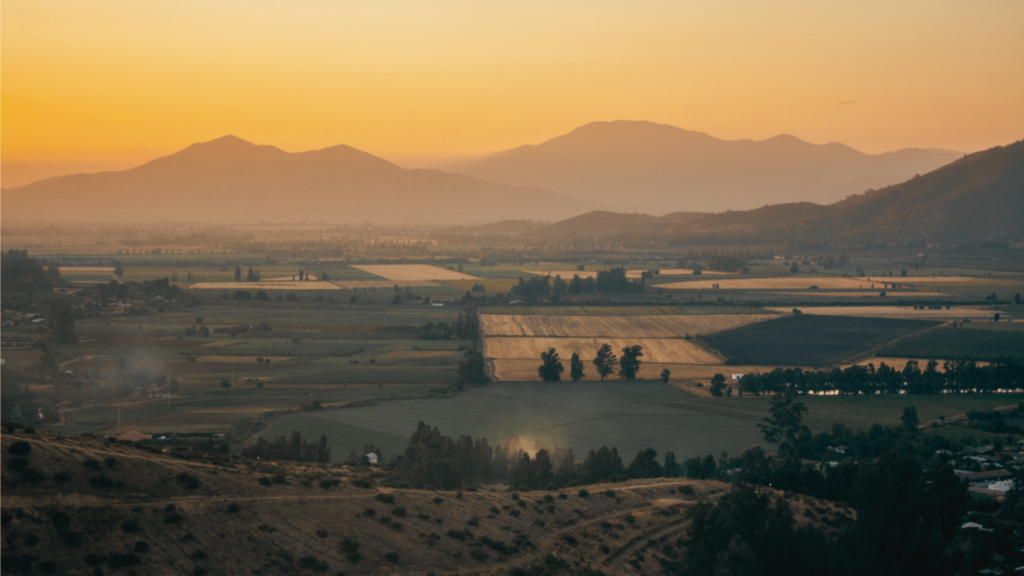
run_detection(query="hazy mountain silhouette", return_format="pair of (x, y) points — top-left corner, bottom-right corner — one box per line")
(1, 136), (600, 224)
(444, 121), (962, 213)
(538, 139), (1023, 246)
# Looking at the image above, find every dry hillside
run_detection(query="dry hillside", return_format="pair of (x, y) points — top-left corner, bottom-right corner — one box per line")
(0, 431), (852, 576)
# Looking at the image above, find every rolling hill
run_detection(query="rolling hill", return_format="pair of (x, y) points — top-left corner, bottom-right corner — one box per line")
(443, 121), (962, 214)
(529, 138), (1023, 246)
(0, 136), (599, 225)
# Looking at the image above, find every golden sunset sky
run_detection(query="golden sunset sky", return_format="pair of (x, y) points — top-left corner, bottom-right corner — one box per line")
(2, 0), (1023, 186)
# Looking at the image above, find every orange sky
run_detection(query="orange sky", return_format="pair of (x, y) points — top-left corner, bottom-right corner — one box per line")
(3, 1), (1023, 186)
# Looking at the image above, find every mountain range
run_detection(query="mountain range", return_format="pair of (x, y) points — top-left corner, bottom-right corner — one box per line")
(513, 138), (1023, 247)
(0, 136), (599, 225)
(443, 121), (962, 214)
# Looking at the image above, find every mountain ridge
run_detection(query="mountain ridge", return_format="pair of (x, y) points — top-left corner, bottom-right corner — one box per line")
(443, 121), (963, 213)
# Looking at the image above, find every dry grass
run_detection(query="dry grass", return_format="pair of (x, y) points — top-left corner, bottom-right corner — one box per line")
(59, 266), (115, 274)
(481, 313), (775, 338)
(485, 337), (723, 365)
(3, 431), (807, 576)
(658, 277), (879, 290)
(352, 264), (480, 281)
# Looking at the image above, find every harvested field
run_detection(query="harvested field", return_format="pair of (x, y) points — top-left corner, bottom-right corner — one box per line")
(485, 337), (722, 364)
(705, 314), (941, 366)
(482, 305), (764, 316)
(189, 281), (341, 290)
(351, 264), (479, 281)
(768, 306), (998, 320)
(526, 268), (732, 279)
(331, 279), (437, 289)
(780, 291), (940, 297)
(527, 269), (598, 279)
(481, 313), (776, 338)
(627, 268), (733, 277)
(59, 266), (114, 274)
(490, 359), (779, 388)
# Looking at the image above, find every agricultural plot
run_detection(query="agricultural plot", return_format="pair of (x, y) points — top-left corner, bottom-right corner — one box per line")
(480, 313), (776, 338)
(657, 277), (887, 290)
(489, 358), (780, 386)
(484, 337), (722, 364)
(482, 305), (764, 316)
(266, 381), (768, 462)
(626, 268), (733, 277)
(351, 264), (479, 281)
(704, 314), (941, 366)
(329, 280), (437, 289)
(189, 281), (341, 290)
(666, 393), (1024, 434)
(780, 291), (941, 298)
(768, 306), (1000, 320)
(878, 326), (1024, 362)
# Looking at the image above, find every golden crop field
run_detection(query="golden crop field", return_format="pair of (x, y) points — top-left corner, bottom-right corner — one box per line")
(766, 306), (996, 320)
(484, 337), (723, 364)
(480, 313), (776, 338)
(188, 281), (341, 290)
(329, 279), (437, 289)
(351, 264), (480, 281)
(59, 266), (114, 274)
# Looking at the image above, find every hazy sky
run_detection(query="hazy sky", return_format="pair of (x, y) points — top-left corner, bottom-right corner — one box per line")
(3, 0), (1023, 184)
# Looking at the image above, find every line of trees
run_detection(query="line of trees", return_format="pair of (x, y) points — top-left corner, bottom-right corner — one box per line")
(392, 422), (680, 491)
(510, 267), (646, 300)
(239, 430), (331, 463)
(737, 358), (1024, 396)
(538, 344), (645, 382)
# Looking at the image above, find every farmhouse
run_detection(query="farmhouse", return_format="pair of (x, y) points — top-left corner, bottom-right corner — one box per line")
(366, 452), (379, 465)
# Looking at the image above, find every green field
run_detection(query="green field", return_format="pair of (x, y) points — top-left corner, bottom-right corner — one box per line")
(665, 393), (1024, 433)
(879, 326), (1024, 361)
(705, 314), (941, 366)
(262, 381), (767, 463)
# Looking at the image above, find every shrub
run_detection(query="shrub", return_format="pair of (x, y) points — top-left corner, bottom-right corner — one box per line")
(83, 457), (101, 470)
(447, 529), (472, 541)
(134, 541), (150, 553)
(340, 536), (360, 554)
(363, 508), (376, 517)
(59, 530), (83, 546)
(392, 507), (407, 517)
(122, 519), (141, 533)
(176, 472), (200, 489)
(433, 497), (444, 504)
(564, 534), (578, 546)
(8, 441), (32, 456)
(375, 493), (395, 504)
(351, 479), (372, 489)
(191, 550), (208, 561)
(54, 471), (72, 482)
(679, 485), (694, 495)
(89, 474), (114, 489)
(6, 456), (30, 471)
(578, 489), (589, 498)
(193, 568), (208, 576)
(384, 552), (401, 564)
(558, 493), (568, 500)
(467, 517), (479, 527)
(469, 549), (490, 561)
(104, 456), (118, 468)
(315, 529), (327, 538)
(604, 489), (616, 498)
(165, 513), (185, 524)
(319, 478), (340, 489)
(52, 512), (71, 530)
(299, 556), (329, 571)
(258, 476), (272, 486)
(226, 503), (241, 513)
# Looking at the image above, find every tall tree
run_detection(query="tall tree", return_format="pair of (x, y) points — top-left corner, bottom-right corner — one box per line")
(569, 352), (585, 381)
(757, 389), (808, 450)
(618, 345), (643, 379)
(593, 344), (617, 380)
(538, 348), (564, 382)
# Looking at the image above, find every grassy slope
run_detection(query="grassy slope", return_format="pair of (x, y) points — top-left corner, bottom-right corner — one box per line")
(0, 431), (852, 576)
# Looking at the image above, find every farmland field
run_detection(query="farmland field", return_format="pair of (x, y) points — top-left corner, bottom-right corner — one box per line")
(878, 326), (1024, 361)
(189, 281), (341, 290)
(655, 274), (983, 289)
(351, 264), (479, 281)
(484, 337), (722, 364)
(768, 306), (1002, 320)
(665, 393), (1024, 434)
(480, 313), (776, 338)
(704, 314), (942, 366)
(489, 358), (787, 387)
(262, 381), (768, 462)
(482, 305), (765, 316)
